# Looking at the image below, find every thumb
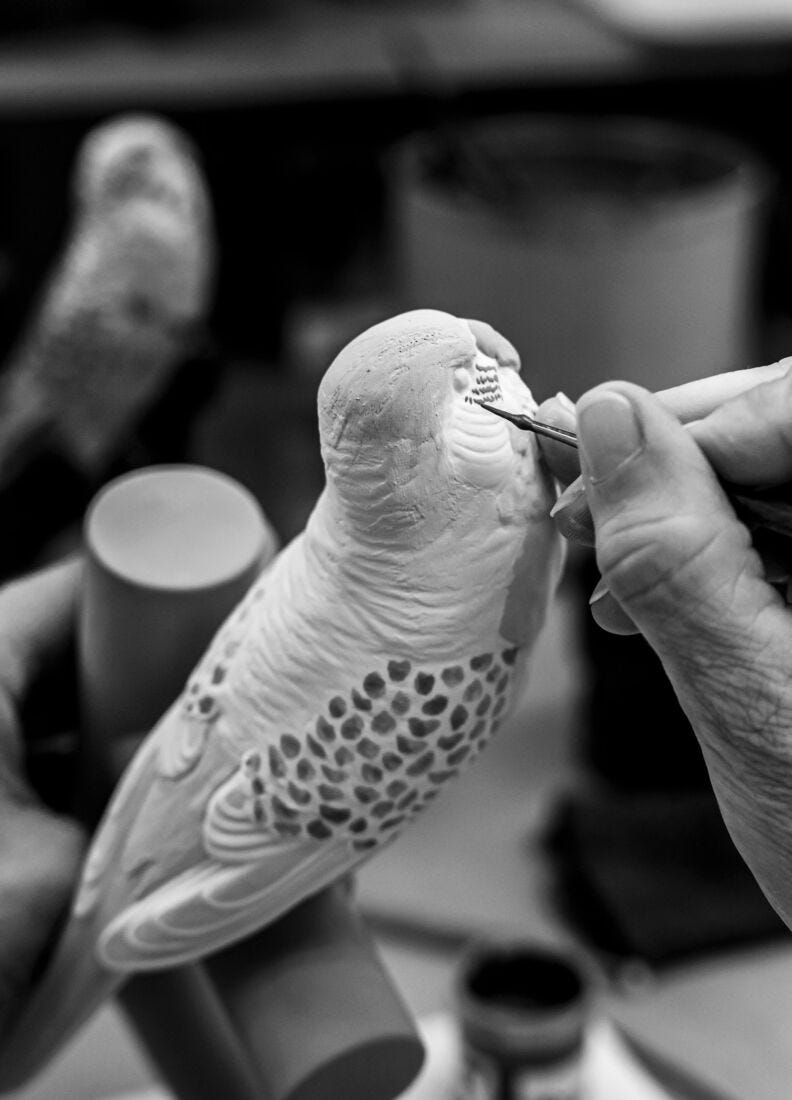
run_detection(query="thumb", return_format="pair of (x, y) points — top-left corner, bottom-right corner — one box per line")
(577, 383), (784, 698)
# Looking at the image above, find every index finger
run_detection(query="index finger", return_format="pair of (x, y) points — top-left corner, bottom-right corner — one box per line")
(0, 559), (82, 702)
(658, 358), (792, 420)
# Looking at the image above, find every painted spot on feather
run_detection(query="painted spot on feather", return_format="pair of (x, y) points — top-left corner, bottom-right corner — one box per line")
(269, 746), (287, 779)
(320, 805), (351, 824)
(363, 672), (386, 699)
(450, 705), (468, 730)
(429, 770), (456, 784)
(406, 751), (435, 776)
(372, 710), (396, 734)
(322, 765), (346, 784)
(341, 715), (363, 740)
(422, 695), (448, 716)
(406, 718), (433, 738)
(329, 696), (346, 717)
(316, 717), (335, 742)
(388, 659), (411, 682)
(288, 782), (311, 805)
(414, 673), (434, 695)
(281, 734), (301, 759)
(351, 689), (372, 712)
(307, 734), (327, 759)
(357, 737), (379, 759)
(391, 692), (410, 715)
(464, 680), (483, 702)
(297, 758), (315, 781)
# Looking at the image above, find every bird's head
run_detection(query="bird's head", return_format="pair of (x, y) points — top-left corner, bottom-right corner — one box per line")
(317, 309), (550, 548)
(73, 114), (208, 226)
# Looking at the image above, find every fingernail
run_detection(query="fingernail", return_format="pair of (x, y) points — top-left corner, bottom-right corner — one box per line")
(555, 391), (576, 414)
(549, 482), (595, 546)
(578, 392), (643, 482)
(589, 577), (610, 605)
(549, 479), (583, 518)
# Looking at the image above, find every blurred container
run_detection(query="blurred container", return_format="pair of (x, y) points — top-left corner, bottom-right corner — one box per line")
(393, 115), (770, 399)
(455, 940), (589, 1100)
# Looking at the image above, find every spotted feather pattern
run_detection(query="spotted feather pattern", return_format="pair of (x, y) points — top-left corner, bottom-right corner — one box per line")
(203, 646), (520, 859)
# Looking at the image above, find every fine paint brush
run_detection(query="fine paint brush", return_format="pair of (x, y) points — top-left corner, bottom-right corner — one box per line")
(478, 403), (580, 448)
(479, 401), (792, 544)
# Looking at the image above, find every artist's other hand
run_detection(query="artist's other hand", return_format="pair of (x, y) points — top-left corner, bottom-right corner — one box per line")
(536, 364), (792, 930)
(0, 561), (86, 1039)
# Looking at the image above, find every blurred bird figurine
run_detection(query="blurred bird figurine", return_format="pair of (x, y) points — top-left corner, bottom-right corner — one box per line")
(0, 309), (563, 1087)
(0, 113), (214, 486)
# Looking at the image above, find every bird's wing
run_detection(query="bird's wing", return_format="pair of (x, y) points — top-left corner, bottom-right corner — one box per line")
(98, 832), (359, 971)
(77, 693), (365, 972)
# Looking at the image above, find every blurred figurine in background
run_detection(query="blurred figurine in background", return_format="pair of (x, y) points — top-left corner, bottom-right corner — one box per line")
(0, 114), (215, 578)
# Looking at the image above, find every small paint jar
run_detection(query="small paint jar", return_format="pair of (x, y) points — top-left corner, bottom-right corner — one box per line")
(455, 940), (589, 1100)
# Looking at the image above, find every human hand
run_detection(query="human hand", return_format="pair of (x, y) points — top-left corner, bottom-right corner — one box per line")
(0, 560), (86, 1039)
(537, 362), (792, 928)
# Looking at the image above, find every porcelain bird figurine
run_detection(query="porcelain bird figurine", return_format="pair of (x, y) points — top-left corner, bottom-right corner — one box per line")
(0, 309), (562, 1087)
(0, 113), (213, 483)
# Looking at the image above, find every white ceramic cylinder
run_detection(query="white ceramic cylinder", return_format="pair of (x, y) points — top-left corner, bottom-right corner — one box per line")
(394, 116), (769, 400)
(79, 464), (272, 762)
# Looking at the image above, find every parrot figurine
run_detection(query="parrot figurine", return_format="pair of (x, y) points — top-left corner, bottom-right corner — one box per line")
(0, 112), (213, 486)
(0, 309), (563, 1088)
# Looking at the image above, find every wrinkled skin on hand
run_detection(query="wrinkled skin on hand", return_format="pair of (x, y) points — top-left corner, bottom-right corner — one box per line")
(539, 361), (792, 931)
(0, 562), (86, 1038)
